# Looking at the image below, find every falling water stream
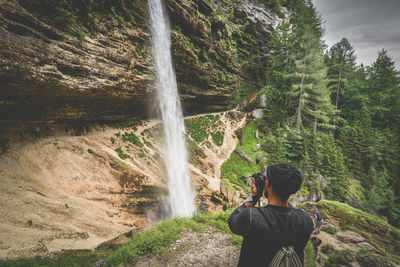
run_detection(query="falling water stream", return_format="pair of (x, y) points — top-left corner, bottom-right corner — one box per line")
(148, 0), (196, 217)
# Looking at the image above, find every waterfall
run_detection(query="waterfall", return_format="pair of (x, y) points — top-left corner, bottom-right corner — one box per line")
(148, 0), (196, 217)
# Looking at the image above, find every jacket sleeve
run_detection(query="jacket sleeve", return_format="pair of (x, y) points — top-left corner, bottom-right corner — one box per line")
(228, 204), (251, 236)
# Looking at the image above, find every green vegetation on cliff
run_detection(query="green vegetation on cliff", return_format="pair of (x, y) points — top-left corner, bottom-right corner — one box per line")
(300, 200), (400, 263)
(220, 120), (262, 190)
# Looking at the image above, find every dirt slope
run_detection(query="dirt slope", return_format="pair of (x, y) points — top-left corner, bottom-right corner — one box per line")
(0, 111), (246, 259)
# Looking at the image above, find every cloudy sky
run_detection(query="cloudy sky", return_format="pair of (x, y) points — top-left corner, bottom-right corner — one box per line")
(312, 0), (400, 69)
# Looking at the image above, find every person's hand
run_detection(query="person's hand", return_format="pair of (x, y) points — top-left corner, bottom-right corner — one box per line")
(244, 178), (259, 208)
(251, 178), (258, 196)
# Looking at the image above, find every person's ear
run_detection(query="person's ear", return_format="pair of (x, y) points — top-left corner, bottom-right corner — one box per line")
(265, 178), (269, 189)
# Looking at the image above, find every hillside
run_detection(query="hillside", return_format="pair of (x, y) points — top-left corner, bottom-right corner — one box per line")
(2, 200), (399, 266)
(0, 111), (245, 259)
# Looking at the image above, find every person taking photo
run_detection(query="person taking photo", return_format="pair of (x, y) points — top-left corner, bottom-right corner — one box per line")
(228, 163), (313, 266)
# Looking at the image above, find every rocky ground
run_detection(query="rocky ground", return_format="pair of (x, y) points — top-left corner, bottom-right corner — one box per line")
(134, 230), (240, 267)
(129, 215), (398, 267)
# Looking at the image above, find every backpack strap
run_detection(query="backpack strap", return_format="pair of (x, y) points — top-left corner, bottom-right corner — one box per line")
(268, 246), (302, 267)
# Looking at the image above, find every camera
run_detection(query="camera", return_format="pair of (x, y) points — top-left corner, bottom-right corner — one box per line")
(252, 172), (267, 201)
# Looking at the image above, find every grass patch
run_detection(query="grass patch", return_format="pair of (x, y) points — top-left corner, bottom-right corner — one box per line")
(2, 209), (241, 267)
(220, 120), (263, 190)
(212, 131), (224, 146)
(87, 148), (94, 154)
(321, 244), (333, 254)
(142, 137), (153, 148)
(220, 152), (259, 189)
(110, 119), (142, 130)
(188, 139), (207, 161)
(325, 226), (337, 235)
(115, 147), (130, 160)
(104, 219), (184, 266)
(325, 249), (352, 267)
(104, 209), (239, 266)
(122, 132), (143, 147)
(304, 240), (316, 267)
(299, 200), (400, 264)
(185, 115), (220, 144)
(0, 249), (102, 267)
(238, 120), (261, 158)
(138, 149), (146, 158)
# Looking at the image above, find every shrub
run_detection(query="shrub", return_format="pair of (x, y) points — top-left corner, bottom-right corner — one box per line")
(212, 131), (224, 146)
(325, 227), (337, 235)
(115, 147), (130, 159)
(321, 244), (333, 254)
(122, 132), (143, 147)
(304, 240), (316, 267)
(325, 250), (351, 267)
(87, 148), (94, 154)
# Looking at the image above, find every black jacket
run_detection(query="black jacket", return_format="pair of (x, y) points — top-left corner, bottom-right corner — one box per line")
(229, 204), (313, 266)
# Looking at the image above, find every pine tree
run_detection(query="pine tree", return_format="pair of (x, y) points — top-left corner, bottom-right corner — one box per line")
(366, 49), (400, 129)
(290, 28), (333, 132)
(341, 64), (369, 122)
(325, 38), (357, 127)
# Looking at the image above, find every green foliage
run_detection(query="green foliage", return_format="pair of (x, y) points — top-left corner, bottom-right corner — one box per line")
(138, 149), (146, 158)
(255, 123), (348, 201)
(263, 135), (286, 164)
(73, 28), (86, 42)
(104, 209), (239, 266)
(366, 167), (400, 224)
(304, 241), (316, 267)
(221, 153), (259, 188)
(290, 26), (334, 132)
(185, 115), (220, 144)
(212, 131), (224, 146)
(110, 137), (115, 144)
(122, 132), (143, 147)
(187, 139), (206, 162)
(235, 87), (255, 102)
(366, 49), (400, 129)
(115, 147), (130, 160)
(325, 38), (357, 114)
(0, 250), (101, 267)
(300, 200), (400, 258)
(142, 138), (153, 148)
(325, 249), (351, 267)
(111, 119), (142, 130)
(321, 244), (333, 254)
(43, 7), (77, 30)
(325, 226), (337, 235)
(239, 120), (261, 157)
(104, 219), (184, 266)
(110, 6), (132, 27)
(87, 148), (94, 154)
(220, 120), (262, 190)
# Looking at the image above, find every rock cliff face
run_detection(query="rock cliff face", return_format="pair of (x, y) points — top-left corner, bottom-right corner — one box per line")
(0, 0), (284, 127)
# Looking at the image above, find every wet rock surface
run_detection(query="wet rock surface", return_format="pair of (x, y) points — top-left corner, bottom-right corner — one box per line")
(1, 0), (283, 129)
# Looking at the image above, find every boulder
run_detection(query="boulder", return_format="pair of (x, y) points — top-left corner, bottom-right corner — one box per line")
(336, 231), (365, 243)
(289, 192), (304, 208)
(252, 109), (264, 119)
(356, 254), (392, 267)
(235, 148), (255, 164)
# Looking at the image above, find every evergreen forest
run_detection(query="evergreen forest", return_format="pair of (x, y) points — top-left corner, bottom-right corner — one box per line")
(254, 0), (400, 227)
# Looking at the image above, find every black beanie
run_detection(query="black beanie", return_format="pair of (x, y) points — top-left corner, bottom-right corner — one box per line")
(267, 163), (303, 199)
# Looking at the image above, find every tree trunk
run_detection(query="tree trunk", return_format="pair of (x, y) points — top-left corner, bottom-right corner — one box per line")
(335, 64), (342, 110)
(296, 52), (307, 131)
